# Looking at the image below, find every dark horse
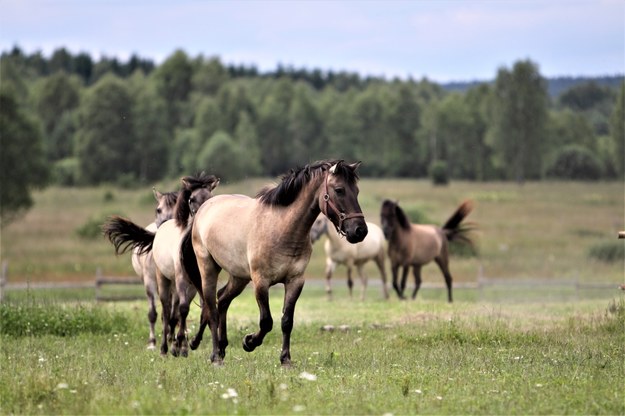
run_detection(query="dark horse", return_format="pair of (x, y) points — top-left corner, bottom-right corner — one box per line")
(380, 200), (475, 302)
(181, 160), (368, 366)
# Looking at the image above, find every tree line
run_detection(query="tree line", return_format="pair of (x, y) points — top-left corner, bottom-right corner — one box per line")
(1, 46), (623, 224)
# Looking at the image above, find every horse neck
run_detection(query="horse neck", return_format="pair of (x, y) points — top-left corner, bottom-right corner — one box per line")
(274, 176), (324, 241)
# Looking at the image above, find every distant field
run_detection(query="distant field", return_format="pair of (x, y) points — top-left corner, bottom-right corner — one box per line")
(1, 179), (623, 288)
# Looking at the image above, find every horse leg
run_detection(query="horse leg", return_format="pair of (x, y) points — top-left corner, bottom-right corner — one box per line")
(216, 277), (248, 359)
(435, 256), (453, 303)
(189, 301), (208, 350)
(411, 265), (423, 300)
(374, 254), (389, 299)
(391, 264), (404, 299)
(242, 281), (273, 353)
(324, 259), (336, 301)
(279, 277), (305, 367)
(198, 256), (223, 365)
(400, 266), (410, 299)
(174, 277), (197, 358)
(169, 289), (181, 357)
(356, 264), (367, 301)
(156, 270), (172, 357)
(346, 265), (354, 299)
(143, 273), (158, 350)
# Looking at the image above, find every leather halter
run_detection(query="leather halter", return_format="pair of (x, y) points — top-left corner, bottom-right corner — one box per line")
(320, 170), (364, 237)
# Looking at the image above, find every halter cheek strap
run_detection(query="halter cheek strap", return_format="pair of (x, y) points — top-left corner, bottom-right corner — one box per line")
(321, 172), (364, 237)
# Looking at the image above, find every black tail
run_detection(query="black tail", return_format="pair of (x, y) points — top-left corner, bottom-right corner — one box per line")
(442, 200), (477, 248)
(180, 226), (201, 293)
(102, 215), (155, 255)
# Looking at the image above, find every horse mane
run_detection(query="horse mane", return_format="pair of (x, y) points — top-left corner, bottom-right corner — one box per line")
(161, 191), (179, 209)
(256, 160), (358, 207)
(175, 172), (219, 228)
(394, 204), (412, 230)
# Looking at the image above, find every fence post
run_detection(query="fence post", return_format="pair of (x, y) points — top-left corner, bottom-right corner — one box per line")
(0, 260), (6, 303)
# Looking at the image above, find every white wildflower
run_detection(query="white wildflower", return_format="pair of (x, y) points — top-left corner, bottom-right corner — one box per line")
(299, 371), (317, 381)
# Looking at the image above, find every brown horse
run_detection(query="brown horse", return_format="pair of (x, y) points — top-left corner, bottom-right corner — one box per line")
(181, 160), (368, 366)
(380, 200), (475, 302)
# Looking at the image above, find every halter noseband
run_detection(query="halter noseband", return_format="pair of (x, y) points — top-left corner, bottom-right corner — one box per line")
(320, 170), (364, 237)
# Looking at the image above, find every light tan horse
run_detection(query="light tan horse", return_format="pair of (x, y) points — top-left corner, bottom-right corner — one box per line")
(103, 173), (219, 356)
(380, 200), (475, 302)
(310, 215), (389, 300)
(131, 189), (178, 349)
(181, 160), (368, 366)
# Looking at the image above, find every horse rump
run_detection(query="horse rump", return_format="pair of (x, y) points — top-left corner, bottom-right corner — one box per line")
(101, 215), (155, 255)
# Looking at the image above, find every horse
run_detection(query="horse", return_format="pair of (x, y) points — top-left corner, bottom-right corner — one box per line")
(103, 173), (220, 356)
(310, 215), (389, 300)
(180, 160), (368, 367)
(379, 199), (475, 302)
(131, 189), (178, 349)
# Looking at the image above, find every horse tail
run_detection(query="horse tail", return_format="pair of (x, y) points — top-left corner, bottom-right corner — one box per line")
(442, 200), (476, 248)
(102, 215), (155, 255)
(180, 225), (201, 292)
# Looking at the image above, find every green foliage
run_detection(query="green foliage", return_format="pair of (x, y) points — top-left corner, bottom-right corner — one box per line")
(545, 145), (603, 180)
(429, 160), (449, 186)
(588, 240), (625, 263)
(197, 131), (248, 181)
(52, 157), (79, 186)
(1, 48), (623, 185)
(0, 301), (129, 337)
(610, 82), (625, 177)
(75, 212), (121, 239)
(0, 88), (49, 226)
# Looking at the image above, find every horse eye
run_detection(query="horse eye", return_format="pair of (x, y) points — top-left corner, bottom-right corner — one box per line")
(156, 208), (162, 214)
(335, 187), (345, 196)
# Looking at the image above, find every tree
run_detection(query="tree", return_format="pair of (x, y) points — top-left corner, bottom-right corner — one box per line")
(492, 60), (549, 182)
(74, 74), (137, 184)
(234, 111), (262, 177)
(33, 72), (81, 161)
(0, 88), (49, 226)
(196, 131), (247, 181)
(610, 82), (625, 178)
(153, 49), (194, 131)
(131, 76), (169, 182)
(288, 83), (324, 166)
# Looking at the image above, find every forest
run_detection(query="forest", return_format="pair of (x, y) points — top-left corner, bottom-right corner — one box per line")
(1, 45), (623, 224)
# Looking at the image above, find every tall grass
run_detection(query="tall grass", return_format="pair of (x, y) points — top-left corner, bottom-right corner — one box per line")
(0, 290), (623, 415)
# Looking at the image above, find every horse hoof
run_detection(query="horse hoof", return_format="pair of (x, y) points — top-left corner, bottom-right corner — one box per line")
(146, 344), (156, 351)
(242, 334), (256, 352)
(190, 338), (201, 350)
(181, 349), (188, 358)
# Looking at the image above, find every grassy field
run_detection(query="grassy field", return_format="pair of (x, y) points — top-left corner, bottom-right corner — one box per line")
(1, 179), (623, 414)
(1, 287), (623, 415)
(1, 179), (623, 287)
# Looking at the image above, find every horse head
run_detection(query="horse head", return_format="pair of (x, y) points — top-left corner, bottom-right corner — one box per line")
(175, 173), (220, 228)
(153, 188), (179, 227)
(319, 160), (368, 244)
(380, 199), (409, 240)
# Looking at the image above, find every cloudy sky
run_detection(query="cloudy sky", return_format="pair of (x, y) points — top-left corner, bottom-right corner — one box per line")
(1, 0), (623, 82)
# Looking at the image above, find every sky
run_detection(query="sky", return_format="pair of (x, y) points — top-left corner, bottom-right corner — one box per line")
(1, 0), (623, 83)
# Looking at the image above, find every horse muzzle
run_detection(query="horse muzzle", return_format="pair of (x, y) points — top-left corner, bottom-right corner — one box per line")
(345, 219), (368, 244)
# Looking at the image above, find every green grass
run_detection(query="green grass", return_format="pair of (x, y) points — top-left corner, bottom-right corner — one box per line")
(0, 287), (623, 415)
(1, 180), (623, 286)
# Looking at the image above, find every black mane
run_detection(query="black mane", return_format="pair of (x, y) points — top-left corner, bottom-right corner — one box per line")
(175, 173), (219, 227)
(382, 199), (411, 231)
(256, 160), (359, 207)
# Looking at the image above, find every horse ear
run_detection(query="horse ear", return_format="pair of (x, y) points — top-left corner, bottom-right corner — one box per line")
(181, 176), (190, 188)
(153, 187), (162, 201)
(348, 161), (362, 172)
(210, 178), (220, 191)
(329, 159), (345, 174)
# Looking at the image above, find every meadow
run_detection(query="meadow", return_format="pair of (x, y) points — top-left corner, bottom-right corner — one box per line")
(1, 179), (623, 285)
(0, 179), (623, 414)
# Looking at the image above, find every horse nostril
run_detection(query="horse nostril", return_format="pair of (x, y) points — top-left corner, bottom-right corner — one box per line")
(355, 224), (368, 240)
